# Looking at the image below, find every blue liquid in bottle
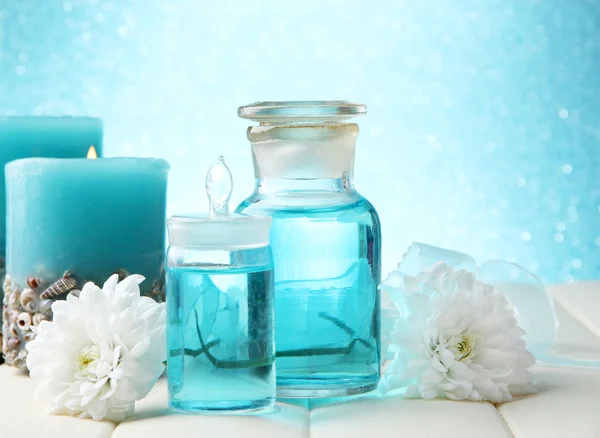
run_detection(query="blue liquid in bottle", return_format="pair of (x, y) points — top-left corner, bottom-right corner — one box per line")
(167, 260), (275, 412)
(237, 100), (382, 398)
(238, 195), (381, 398)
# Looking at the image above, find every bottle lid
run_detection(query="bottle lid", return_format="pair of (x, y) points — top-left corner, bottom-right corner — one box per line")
(167, 157), (271, 249)
(167, 213), (271, 249)
(238, 101), (367, 123)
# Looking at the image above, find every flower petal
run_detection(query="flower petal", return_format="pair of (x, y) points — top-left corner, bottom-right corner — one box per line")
(26, 273), (166, 422)
(380, 260), (535, 403)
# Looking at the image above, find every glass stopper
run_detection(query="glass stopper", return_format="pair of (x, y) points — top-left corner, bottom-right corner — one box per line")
(206, 156), (233, 218)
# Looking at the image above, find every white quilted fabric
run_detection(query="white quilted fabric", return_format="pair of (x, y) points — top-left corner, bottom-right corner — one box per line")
(0, 282), (598, 438)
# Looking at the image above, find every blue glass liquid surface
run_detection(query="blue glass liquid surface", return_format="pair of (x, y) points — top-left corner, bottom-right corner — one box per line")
(238, 196), (381, 398)
(167, 263), (275, 412)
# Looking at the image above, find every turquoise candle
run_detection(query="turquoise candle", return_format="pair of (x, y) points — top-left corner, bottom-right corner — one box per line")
(0, 116), (103, 262)
(2, 157), (169, 369)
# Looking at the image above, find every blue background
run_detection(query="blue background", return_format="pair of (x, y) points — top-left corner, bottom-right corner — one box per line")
(0, 0), (598, 284)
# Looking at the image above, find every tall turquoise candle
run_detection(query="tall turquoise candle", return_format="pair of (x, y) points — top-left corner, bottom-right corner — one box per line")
(2, 157), (169, 369)
(0, 116), (104, 262)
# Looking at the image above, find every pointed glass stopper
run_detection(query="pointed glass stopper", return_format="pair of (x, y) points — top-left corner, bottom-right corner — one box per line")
(206, 156), (233, 218)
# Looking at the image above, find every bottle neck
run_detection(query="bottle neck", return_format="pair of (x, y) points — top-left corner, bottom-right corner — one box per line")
(255, 176), (352, 195)
(248, 123), (358, 193)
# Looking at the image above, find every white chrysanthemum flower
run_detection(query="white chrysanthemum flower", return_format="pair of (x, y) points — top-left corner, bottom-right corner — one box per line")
(379, 262), (535, 402)
(26, 274), (166, 421)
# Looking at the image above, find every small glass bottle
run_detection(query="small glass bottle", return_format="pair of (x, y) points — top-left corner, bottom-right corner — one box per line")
(236, 101), (381, 398)
(166, 158), (275, 413)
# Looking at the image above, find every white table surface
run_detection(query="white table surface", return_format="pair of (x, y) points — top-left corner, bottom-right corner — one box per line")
(1, 282), (599, 438)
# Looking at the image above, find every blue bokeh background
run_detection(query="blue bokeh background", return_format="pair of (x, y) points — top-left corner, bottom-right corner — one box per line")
(0, 0), (598, 284)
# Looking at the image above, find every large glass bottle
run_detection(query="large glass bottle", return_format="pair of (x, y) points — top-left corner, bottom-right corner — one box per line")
(236, 101), (381, 398)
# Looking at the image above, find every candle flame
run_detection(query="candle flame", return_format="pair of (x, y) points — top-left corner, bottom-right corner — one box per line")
(87, 146), (97, 159)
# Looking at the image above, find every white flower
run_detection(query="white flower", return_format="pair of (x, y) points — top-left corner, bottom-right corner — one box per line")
(26, 274), (166, 421)
(379, 262), (535, 402)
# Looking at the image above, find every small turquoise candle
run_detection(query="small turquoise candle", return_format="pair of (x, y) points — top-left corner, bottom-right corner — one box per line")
(0, 116), (103, 263)
(2, 157), (169, 369)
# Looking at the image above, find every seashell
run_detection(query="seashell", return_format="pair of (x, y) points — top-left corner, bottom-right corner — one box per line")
(7, 290), (21, 309)
(40, 272), (77, 299)
(32, 313), (50, 326)
(12, 356), (26, 370)
(4, 349), (17, 365)
(17, 313), (31, 331)
(3, 308), (18, 325)
(3, 274), (12, 289)
(9, 322), (21, 338)
(3, 276), (13, 297)
(6, 337), (20, 350)
(150, 278), (165, 302)
(37, 299), (53, 313)
(18, 348), (27, 358)
(113, 268), (130, 282)
(68, 289), (81, 298)
(27, 276), (41, 289)
(23, 331), (35, 343)
(20, 288), (37, 311)
(4, 309), (19, 324)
